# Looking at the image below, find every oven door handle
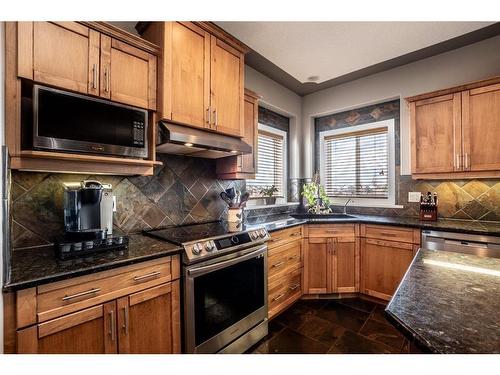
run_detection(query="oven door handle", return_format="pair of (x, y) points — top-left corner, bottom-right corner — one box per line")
(188, 245), (267, 277)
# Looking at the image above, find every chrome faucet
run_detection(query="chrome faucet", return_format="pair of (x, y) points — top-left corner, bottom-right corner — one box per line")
(343, 198), (352, 214)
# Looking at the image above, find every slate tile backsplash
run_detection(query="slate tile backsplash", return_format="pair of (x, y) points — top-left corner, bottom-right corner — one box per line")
(10, 154), (244, 250)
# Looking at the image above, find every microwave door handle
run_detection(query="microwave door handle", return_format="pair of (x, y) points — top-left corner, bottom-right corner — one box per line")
(188, 245), (267, 277)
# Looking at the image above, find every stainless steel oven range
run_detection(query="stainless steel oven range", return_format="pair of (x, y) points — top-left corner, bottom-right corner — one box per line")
(145, 222), (270, 354)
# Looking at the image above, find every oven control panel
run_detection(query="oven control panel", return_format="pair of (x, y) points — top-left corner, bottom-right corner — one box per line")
(183, 228), (270, 262)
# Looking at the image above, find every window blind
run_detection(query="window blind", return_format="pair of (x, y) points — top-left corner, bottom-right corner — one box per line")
(247, 130), (285, 197)
(324, 127), (388, 198)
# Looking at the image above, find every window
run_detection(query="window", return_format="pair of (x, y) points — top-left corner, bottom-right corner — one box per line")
(319, 119), (396, 207)
(247, 124), (287, 198)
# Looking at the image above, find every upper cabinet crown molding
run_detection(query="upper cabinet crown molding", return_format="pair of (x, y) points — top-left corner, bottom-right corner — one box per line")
(407, 76), (500, 180)
(139, 21), (247, 138)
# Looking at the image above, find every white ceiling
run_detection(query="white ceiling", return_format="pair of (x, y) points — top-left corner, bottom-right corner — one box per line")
(216, 22), (493, 84)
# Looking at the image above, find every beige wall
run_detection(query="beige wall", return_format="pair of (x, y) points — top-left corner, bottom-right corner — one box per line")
(244, 65), (303, 178)
(301, 34), (500, 178)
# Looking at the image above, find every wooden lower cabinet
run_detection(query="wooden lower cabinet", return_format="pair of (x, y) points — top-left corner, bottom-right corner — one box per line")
(303, 224), (359, 295)
(304, 237), (358, 294)
(17, 281), (180, 354)
(17, 302), (117, 354)
(360, 238), (417, 301)
(118, 281), (180, 354)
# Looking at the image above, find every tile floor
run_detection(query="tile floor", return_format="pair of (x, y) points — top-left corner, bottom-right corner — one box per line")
(248, 298), (409, 354)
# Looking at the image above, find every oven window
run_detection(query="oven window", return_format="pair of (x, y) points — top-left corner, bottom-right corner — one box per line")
(193, 255), (265, 346)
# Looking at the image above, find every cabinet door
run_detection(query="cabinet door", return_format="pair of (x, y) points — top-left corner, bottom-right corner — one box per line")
(304, 238), (330, 294)
(333, 238), (358, 293)
(17, 302), (117, 354)
(410, 93), (462, 174)
(210, 36), (244, 137)
(169, 22), (211, 128)
(29, 22), (99, 94)
(360, 238), (414, 301)
(462, 83), (500, 172)
(101, 36), (156, 109)
(117, 281), (180, 354)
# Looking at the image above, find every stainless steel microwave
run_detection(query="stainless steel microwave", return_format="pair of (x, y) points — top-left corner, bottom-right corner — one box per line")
(33, 85), (148, 158)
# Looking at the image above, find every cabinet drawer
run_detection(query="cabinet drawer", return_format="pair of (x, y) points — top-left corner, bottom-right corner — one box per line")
(361, 224), (419, 244)
(37, 256), (179, 322)
(268, 240), (302, 281)
(268, 269), (302, 315)
(267, 226), (303, 250)
(307, 224), (356, 238)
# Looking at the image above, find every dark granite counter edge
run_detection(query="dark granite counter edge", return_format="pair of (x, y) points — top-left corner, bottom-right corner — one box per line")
(252, 216), (500, 236)
(384, 308), (436, 354)
(3, 247), (182, 293)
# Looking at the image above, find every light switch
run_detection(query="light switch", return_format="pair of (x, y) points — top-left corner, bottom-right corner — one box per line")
(408, 192), (422, 203)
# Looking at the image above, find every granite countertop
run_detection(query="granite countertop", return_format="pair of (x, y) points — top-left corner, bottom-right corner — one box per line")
(3, 234), (182, 292)
(244, 213), (500, 236)
(385, 249), (500, 353)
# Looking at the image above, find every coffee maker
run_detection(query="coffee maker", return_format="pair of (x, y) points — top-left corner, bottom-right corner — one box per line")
(56, 180), (128, 259)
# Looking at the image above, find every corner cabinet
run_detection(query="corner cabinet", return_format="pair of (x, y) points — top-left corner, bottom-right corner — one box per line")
(303, 225), (359, 295)
(360, 225), (420, 301)
(408, 77), (500, 179)
(13, 256), (181, 354)
(216, 89), (260, 179)
(139, 22), (248, 138)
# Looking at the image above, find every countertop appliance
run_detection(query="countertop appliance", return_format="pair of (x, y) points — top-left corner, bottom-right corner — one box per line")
(57, 180), (127, 259)
(31, 85), (148, 158)
(155, 121), (252, 158)
(145, 221), (270, 354)
(421, 230), (500, 258)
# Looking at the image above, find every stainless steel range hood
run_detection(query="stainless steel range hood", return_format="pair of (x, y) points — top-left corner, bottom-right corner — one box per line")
(155, 122), (252, 159)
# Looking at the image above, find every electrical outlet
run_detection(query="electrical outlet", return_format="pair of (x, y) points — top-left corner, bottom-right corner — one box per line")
(408, 192), (422, 203)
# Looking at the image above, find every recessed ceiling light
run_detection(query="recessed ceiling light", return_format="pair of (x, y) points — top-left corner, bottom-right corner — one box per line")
(184, 143), (193, 147)
(306, 75), (320, 83)
(230, 150), (238, 154)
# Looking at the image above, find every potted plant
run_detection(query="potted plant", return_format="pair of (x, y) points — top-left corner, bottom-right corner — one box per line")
(301, 172), (332, 214)
(259, 185), (278, 205)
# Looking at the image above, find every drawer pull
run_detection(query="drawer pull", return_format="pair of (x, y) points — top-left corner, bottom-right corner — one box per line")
(271, 261), (285, 268)
(291, 232), (301, 237)
(272, 293), (285, 302)
(288, 255), (299, 260)
(289, 283), (300, 291)
(62, 287), (101, 302)
(269, 237), (281, 243)
(133, 271), (161, 282)
(109, 309), (115, 342)
(379, 232), (397, 237)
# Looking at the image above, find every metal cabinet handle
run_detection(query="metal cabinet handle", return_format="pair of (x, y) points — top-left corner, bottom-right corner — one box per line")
(289, 283), (300, 291)
(455, 154), (461, 170)
(272, 293), (285, 302)
(214, 108), (218, 127)
(92, 64), (97, 89)
(464, 153), (469, 170)
(291, 232), (301, 237)
(122, 306), (129, 335)
(271, 261), (285, 268)
(62, 287), (101, 301)
(104, 67), (110, 93)
(133, 271), (161, 282)
(269, 237), (281, 243)
(288, 255), (299, 260)
(206, 107), (211, 125)
(109, 310), (115, 341)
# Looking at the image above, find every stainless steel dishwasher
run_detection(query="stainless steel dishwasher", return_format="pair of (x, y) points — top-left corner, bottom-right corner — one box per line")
(421, 230), (500, 258)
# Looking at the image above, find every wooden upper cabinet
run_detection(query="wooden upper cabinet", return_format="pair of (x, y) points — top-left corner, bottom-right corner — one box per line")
(20, 22), (98, 94)
(216, 89), (260, 179)
(407, 76), (500, 179)
(140, 22), (248, 137)
(16, 21), (158, 110)
(17, 302), (117, 354)
(410, 93), (461, 174)
(462, 83), (500, 172)
(210, 36), (244, 137)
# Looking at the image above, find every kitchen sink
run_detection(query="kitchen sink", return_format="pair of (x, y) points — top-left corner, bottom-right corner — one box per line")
(290, 213), (357, 219)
